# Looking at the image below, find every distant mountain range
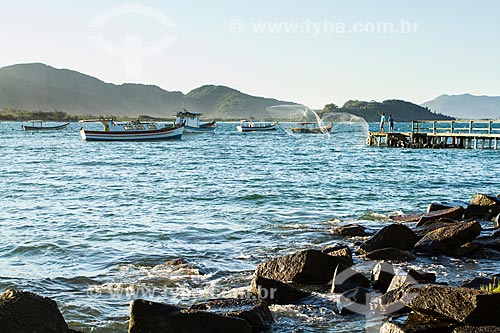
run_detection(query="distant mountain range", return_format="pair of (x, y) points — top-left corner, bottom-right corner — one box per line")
(0, 63), (454, 121)
(0, 63), (294, 120)
(422, 94), (500, 119)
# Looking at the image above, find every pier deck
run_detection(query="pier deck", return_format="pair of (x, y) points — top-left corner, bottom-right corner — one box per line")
(367, 120), (500, 149)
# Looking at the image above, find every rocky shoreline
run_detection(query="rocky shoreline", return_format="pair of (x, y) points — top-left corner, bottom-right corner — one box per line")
(1, 193), (500, 332)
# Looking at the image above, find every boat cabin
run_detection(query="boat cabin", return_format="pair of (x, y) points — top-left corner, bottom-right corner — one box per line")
(175, 110), (203, 128)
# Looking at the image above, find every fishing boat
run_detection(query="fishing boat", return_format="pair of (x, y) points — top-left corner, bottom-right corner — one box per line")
(290, 122), (333, 134)
(174, 110), (216, 133)
(22, 120), (70, 131)
(79, 119), (184, 141)
(236, 120), (278, 132)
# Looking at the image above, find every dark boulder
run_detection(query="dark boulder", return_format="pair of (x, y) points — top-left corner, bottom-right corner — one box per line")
(471, 193), (500, 207)
(414, 221), (481, 255)
(322, 245), (353, 267)
(329, 224), (372, 237)
(371, 262), (395, 292)
(427, 203), (454, 213)
(255, 249), (349, 285)
(379, 313), (457, 333)
(407, 269), (436, 284)
(385, 270), (435, 294)
(453, 326), (500, 333)
(364, 248), (416, 262)
(461, 275), (500, 290)
(129, 299), (252, 333)
(464, 204), (500, 220)
(191, 298), (273, 332)
(384, 284), (500, 326)
(452, 242), (481, 257)
(250, 275), (309, 305)
(0, 289), (69, 333)
(336, 287), (371, 315)
(358, 224), (419, 254)
(475, 236), (500, 251)
(416, 206), (465, 227)
(331, 265), (370, 293)
(153, 258), (204, 275)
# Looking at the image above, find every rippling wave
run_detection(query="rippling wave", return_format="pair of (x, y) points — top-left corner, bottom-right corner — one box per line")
(1, 122), (499, 332)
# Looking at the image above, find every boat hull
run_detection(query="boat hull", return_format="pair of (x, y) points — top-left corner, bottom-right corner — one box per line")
(80, 126), (184, 141)
(290, 123), (333, 134)
(184, 125), (216, 133)
(236, 124), (278, 132)
(22, 123), (69, 131)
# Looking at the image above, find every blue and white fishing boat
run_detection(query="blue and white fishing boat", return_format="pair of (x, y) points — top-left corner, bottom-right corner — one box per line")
(79, 119), (184, 141)
(174, 110), (216, 133)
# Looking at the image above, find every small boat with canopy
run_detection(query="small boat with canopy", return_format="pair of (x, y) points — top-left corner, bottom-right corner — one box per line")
(22, 120), (70, 131)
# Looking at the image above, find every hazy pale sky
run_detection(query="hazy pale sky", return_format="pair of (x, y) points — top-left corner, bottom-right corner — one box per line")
(1, 0), (499, 108)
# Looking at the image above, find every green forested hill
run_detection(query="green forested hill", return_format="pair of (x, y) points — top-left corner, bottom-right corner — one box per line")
(323, 99), (453, 122)
(0, 63), (454, 122)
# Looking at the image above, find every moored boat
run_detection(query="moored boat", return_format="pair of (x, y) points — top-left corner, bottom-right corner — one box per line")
(236, 120), (278, 132)
(175, 110), (216, 133)
(22, 120), (69, 131)
(79, 119), (184, 141)
(290, 122), (332, 134)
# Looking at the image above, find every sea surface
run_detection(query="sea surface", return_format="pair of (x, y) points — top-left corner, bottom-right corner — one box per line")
(1, 121), (499, 332)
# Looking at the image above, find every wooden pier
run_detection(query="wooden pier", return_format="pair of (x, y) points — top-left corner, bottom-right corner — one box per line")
(367, 120), (500, 149)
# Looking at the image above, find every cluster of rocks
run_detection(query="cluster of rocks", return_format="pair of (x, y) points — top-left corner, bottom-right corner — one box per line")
(2, 193), (499, 332)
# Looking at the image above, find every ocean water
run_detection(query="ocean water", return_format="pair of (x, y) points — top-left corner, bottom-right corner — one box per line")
(1, 121), (499, 332)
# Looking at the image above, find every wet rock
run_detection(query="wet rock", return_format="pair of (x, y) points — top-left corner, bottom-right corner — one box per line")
(492, 227), (500, 237)
(337, 287), (371, 315)
(464, 205), (500, 219)
(427, 203), (454, 213)
(471, 193), (500, 207)
(331, 265), (370, 293)
(392, 206), (464, 224)
(380, 313), (457, 333)
(153, 258), (204, 275)
(385, 284), (500, 326)
(0, 289), (69, 333)
(321, 245), (353, 267)
(416, 206), (465, 227)
(453, 326), (500, 333)
(358, 224), (419, 254)
(364, 247), (416, 262)
(407, 269), (436, 284)
(255, 249), (349, 285)
(452, 242), (480, 257)
(468, 247), (500, 260)
(191, 298), (273, 332)
(129, 299), (252, 333)
(475, 236), (500, 251)
(385, 270), (435, 294)
(250, 275), (309, 305)
(414, 221), (481, 255)
(493, 215), (500, 229)
(371, 262), (395, 292)
(461, 276), (500, 290)
(329, 224), (372, 237)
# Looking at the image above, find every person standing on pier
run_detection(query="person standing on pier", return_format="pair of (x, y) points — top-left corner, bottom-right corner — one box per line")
(388, 114), (394, 132)
(377, 111), (386, 132)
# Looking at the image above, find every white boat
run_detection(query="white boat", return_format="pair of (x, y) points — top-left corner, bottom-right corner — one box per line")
(175, 110), (216, 133)
(236, 120), (278, 132)
(79, 119), (184, 141)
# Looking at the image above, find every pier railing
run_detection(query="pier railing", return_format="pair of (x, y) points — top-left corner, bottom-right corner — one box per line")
(411, 120), (500, 136)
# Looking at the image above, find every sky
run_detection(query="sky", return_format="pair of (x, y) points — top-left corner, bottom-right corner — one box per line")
(1, 0), (499, 108)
